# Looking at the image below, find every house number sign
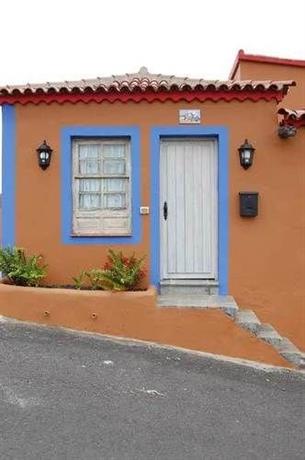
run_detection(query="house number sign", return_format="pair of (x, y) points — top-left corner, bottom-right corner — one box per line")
(179, 109), (201, 124)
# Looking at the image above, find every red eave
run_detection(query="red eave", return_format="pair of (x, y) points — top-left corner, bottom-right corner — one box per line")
(229, 49), (305, 79)
(0, 69), (294, 106)
(278, 108), (305, 128)
(0, 89), (290, 105)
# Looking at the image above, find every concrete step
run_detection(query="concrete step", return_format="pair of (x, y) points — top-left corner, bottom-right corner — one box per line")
(157, 292), (305, 369)
(234, 309), (261, 333)
(256, 324), (283, 346)
(299, 353), (305, 370)
(157, 294), (235, 308)
(218, 299), (239, 318)
(160, 280), (219, 296)
(216, 300), (305, 369)
(273, 337), (300, 353)
(279, 351), (305, 367)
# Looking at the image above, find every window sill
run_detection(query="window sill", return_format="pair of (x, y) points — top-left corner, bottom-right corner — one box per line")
(70, 233), (132, 238)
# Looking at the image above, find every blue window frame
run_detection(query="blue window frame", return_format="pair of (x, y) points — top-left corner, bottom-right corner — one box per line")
(61, 126), (141, 245)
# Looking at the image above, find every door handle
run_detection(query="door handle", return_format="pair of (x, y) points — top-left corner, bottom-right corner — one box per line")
(163, 201), (168, 220)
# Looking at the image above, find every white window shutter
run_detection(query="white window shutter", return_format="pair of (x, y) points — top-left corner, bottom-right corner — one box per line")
(72, 140), (131, 236)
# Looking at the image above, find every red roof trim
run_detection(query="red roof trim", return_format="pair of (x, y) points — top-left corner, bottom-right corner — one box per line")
(279, 118), (305, 129)
(229, 49), (305, 79)
(0, 89), (287, 105)
(278, 108), (305, 128)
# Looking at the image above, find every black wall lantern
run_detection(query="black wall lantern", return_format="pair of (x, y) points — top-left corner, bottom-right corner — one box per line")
(36, 140), (53, 170)
(238, 139), (255, 169)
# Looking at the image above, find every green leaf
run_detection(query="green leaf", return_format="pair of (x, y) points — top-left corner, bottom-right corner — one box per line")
(0, 247), (47, 287)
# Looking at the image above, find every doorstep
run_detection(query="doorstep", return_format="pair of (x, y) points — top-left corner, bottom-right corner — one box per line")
(160, 279), (219, 295)
(157, 293), (235, 308)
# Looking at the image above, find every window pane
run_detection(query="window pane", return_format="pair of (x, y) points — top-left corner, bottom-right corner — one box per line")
(103, 159), (126, 175)
(79, 179), (101, 192)
(103, 144), (125, 158)
(79, 193), (101, 210)
(104, 193), (126, 209)
(104, 178), (126, 192)
(79, 144), (100, 174)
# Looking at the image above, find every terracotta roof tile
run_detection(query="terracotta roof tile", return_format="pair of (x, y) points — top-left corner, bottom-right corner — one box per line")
(0, 67), (295, 96)
(278, 108), (305, 128)
(278, 108), (305, 121)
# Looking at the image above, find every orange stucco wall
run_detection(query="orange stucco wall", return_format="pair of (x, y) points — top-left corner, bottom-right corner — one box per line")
(14, 99), (305, 350)
(0, 283), (290, 368)
(236, 61), (305, 108)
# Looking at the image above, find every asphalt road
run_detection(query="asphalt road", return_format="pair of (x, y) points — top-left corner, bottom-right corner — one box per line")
(0, 319), (304, 460)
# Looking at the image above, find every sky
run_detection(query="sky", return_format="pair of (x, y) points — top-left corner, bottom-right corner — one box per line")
(1, 0), (305, 188)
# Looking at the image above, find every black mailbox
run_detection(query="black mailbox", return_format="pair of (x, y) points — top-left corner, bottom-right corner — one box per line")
(239, 192), (259, 217)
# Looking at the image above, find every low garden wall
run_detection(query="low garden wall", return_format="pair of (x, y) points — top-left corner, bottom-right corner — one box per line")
(0, 283), (290, 367)
(0, 283), (156, 329)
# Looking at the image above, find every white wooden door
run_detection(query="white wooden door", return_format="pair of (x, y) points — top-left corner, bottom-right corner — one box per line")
(160, 138), (218, 280)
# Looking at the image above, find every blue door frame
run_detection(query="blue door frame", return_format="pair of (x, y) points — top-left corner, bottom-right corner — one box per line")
(1, 104), (16, 248)
(150, 126), (229, 295)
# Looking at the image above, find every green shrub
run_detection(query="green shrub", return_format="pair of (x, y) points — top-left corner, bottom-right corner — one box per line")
(85, 269), (106, 290)
(101, 249), (145, 291)
(72, 249), (145, 291)
(0, 247), (47, 287)
(72, 271), (87, 290)
(72, 269), (105, 290)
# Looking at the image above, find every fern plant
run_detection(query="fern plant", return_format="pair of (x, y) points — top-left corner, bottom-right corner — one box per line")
(72, 269), (105, 290)
(84, 269), (105, 290)
(72, 271), (87, 290)
(72, 249), (146, 291)
(100, 249), (145, 291)
(0, 247), (47, 287)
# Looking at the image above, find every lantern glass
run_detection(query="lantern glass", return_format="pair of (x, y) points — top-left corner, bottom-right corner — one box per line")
(238, 139), (255, 169)
(36, 140), (53, 170)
